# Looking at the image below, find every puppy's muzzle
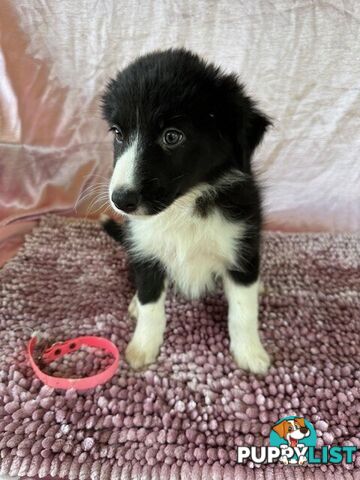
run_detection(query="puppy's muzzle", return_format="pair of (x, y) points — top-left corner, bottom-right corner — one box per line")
(111, 187), (141, 214)
(300, 427), (309, 435)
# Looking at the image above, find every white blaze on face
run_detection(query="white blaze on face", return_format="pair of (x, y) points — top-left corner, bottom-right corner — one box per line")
(109, 134), (139, 201)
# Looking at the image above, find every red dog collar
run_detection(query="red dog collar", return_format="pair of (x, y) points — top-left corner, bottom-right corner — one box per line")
(27, 335), (120, 390)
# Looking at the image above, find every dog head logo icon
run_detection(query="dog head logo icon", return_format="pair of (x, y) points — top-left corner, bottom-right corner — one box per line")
(270, 416), (317, 465)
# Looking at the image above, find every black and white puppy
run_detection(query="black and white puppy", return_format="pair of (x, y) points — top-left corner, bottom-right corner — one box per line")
(101, 49), (271, 374)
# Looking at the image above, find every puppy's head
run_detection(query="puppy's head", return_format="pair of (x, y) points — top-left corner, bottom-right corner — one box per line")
(101, 49), (270, 217)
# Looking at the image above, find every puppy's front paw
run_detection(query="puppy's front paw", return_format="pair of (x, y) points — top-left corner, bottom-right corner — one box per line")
(125, 338), (161, 370)
(231, 340), (270, 375)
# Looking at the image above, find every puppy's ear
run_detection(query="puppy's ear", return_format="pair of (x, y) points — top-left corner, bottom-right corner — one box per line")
(101, 77), (118, 123)
(236, 102), (271, 174)
(217, 77), (271, 173)
(294, 417), (306, 428)
(245, 108), (271, 157)
(272, 420), (288, 439)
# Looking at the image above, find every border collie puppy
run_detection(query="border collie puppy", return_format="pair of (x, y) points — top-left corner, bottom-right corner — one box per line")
(101, 49), (271, 374)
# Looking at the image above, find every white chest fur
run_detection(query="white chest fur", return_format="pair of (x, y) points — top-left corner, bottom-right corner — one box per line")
(128, 187), (244, 299)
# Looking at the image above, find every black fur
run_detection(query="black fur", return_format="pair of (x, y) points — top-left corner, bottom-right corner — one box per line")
(101, 49), (270, 304)
(102, 217), (125, 245)
(130, 257), (166, 305)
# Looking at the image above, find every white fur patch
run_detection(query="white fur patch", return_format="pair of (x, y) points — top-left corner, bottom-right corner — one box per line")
(128, 184), (245, 298)
(125, 290), (166, 369)
(109, 134), (139, 197)
(223, 278), (270, 374)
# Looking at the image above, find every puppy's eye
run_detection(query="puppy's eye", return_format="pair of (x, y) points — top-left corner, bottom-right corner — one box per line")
(109, 125), (124, 144)
(162, 128), (184, 147)
(288, 427), (293, 432)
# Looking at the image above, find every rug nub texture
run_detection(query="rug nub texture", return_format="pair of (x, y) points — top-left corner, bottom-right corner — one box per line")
(0, 215), (359, 480)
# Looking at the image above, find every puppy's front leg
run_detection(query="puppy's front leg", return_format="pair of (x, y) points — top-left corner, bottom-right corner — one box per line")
(223, 274), (270, 375)
(125, 258), (166, 369)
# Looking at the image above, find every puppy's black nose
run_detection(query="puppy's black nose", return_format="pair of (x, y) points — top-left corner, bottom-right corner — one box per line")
(300, 427), (308, 434)
(111, 188), (140, 213)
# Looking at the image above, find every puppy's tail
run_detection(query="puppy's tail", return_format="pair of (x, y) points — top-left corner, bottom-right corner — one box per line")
(100, 214), (125, 245)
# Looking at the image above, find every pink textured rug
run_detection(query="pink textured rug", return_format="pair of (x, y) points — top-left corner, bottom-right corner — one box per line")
(0, 215), (359, 480)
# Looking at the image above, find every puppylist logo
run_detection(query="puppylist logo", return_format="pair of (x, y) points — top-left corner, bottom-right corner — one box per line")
(237, 416), (357, 466)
